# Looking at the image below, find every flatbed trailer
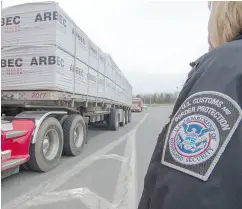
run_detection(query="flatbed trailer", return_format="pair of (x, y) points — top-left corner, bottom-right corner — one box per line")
(1, 89), (132, 179)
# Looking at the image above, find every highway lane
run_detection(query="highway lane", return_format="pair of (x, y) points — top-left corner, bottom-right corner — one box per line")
(1, 105), (173, 209)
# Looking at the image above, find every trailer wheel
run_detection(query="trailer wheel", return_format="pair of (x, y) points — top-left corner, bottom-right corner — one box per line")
(85, 124), (88, 144)
(109, 109), (119, 131)
(125, 110), (128, 124)
(56, 114), (68, 126)
(63, 114), (86, 156)
(120, 110), (125, 127)
(28, 117), (63, 172)
(128, 110), (132, 123)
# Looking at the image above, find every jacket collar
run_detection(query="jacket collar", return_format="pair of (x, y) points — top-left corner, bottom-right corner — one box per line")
(190, 32), (242, 68)
(189, 54), (207, 68)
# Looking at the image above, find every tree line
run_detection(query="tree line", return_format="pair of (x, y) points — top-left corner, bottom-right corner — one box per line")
(135, 92), (178, 104)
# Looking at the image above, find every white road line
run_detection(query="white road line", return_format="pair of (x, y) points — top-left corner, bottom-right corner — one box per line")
(25, 131), (139, 209)
(24, 188), (115, 209)
(130, 126), (138, 209)
(112, 130), (138, 209)
(22, 132), (138, 209)
(3, 113), (148, 209)
(112, 134), (133, 208)
(91, 154), (128, 163)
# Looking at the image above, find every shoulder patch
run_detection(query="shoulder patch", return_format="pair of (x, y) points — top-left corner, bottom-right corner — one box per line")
(161, 91), (242, 181)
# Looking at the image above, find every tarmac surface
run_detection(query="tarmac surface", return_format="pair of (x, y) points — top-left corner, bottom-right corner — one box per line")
(1, 105), (173, 209)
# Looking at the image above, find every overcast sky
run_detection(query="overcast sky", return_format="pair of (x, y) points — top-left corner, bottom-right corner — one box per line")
(2, 0), (210, 94)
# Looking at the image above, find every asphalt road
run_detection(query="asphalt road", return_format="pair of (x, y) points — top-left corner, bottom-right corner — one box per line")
(1, 105), (173, 209)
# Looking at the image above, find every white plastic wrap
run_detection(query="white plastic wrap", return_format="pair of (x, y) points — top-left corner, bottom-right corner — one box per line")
(105, 55), (113, 81)
(75, 27), (89, 65)
(98, 49), (106, 75)
(1, 45), (93, 96)
(87, 68), (98, 97)
(1, 2), (133, 105)
(112, 83), (117, 102)
(97, 73), (105, 98)
(105, 78), (112, 100)
(116, 85), (120, 103)
(1, 1), (89, 64)
(1, 45), (76, 92)
(74, 58), (89, 95)
(88, 40), (98, 71)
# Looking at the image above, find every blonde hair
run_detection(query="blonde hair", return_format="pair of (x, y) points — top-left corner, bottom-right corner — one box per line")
(208, 1), (242, 48)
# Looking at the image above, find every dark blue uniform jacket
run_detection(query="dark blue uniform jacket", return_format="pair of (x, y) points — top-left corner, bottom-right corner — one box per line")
(138, 34), (242, 209)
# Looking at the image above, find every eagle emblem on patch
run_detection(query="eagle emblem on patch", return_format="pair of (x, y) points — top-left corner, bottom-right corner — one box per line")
(162, 91), (242, 181)
(170, 115), (219, 165)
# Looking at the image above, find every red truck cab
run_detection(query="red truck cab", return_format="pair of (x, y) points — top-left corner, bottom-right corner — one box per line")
(131, 97), (143, 112)
(1, 119), (35, 178)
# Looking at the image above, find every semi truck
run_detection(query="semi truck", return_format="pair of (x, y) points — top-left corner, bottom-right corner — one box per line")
(131, 97), (144, 112)
(1, 2), (132, 179)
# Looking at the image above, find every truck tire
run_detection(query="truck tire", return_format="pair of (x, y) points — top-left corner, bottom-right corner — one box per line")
(28, 117), (64, 172)
(125, 110), (128, 124)
(56, 115), (68, 155)
(21, 163), (31, 170)
(128, 110), (132, 123)
(56, 114), (68, 126)
(85, 122), (88, 144)
(120, 111), (125, 127)
(109, 109), (119, 131)
(63, 114), (86, 156)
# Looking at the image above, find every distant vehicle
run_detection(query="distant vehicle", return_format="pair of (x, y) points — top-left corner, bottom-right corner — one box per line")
(142, 105), (148, 110)
(131, 97), (144, 112)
